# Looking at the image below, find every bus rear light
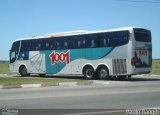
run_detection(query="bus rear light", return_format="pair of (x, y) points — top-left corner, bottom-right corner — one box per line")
(131, 57), (137, 66)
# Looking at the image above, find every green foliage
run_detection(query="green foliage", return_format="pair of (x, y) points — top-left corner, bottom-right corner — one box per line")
(152, 59), (160, 75)
(0, 77), (92, 86)
(0, 61), (9, 74)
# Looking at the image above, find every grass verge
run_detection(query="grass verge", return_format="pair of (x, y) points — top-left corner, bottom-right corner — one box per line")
(0, 77), (92, 88)
(0, 61), (10, 74)
(151, 59), (160, 75)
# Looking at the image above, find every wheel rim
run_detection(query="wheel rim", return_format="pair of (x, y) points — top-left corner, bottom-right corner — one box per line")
(86, 69), (94, 79)
(99, 69), (108, 79)
(22, 68), (27, 76)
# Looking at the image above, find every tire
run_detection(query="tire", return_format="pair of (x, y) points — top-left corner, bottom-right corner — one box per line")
(97, 67), (109, 80)
(83, 66), (95, 80)
(19, 66), (29, 77)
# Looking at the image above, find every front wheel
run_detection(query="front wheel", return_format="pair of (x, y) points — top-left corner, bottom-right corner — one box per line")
(97, 67), (109, 80)
(19, 66), (29, 76)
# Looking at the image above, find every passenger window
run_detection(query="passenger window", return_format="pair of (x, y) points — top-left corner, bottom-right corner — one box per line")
(46, 43), (49, 47)
(64, 41), (68, 48)
(85, 34), (98, 48)
(100, 31), (129, 47)
(78, 41), (81, 47)
(73, 35), (86, 49)
(57, 42), (60, 50)
(90, 39), (95, 48)
(83, 39), (85, 46)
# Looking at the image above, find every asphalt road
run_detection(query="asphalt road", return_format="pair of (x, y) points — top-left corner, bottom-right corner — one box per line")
(0, 75), (160, 115)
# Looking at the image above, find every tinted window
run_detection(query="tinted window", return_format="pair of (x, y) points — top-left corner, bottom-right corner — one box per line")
(85, 34), (98, 48)
(11, 41), (20, 51)
(19, 31), (129, 51)
(21, 38), (57, 51)
(134, 29), (151, 42)
(10, 51), (16, 63)
(21, 40), (29, 51)
(56, 37), (71, 50)
(73, 35), (86, 49)
(41, 38), (56, 50)
(21, 39), (40, 51)
(49, 38), (56, 50)
(67, 36), (76, 49)
(100, 31), (129, 47)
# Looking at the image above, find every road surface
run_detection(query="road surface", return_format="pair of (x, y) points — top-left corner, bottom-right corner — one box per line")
(0, 75), (160, 115)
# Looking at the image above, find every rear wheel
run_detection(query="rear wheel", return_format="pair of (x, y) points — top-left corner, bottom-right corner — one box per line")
(83, 66), (95, 80)
(19, 66), (29, 76)
(97, 67), (109, 80)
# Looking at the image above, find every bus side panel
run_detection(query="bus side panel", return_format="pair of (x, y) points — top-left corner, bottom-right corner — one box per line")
(27, 51), (46, 73)
(41, 47), (113, 75)
(102, 44), (131, 76)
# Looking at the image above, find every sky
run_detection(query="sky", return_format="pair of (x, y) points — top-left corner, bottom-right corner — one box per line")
(0, 0), (160, 60)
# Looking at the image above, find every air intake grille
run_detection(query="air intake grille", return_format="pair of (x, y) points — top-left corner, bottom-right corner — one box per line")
(112, 59), (127, 75)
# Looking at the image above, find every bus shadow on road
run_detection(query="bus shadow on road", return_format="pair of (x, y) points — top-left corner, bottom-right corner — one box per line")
(113, 77), (160, 82)
(32, 74), (87, 80)
(38, 75), (160, 82)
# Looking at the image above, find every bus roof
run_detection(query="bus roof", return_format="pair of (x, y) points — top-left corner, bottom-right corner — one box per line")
(13, 27), (145, 42)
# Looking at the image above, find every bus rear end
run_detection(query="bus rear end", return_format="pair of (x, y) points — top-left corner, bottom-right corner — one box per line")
(131, 28), (152, 74)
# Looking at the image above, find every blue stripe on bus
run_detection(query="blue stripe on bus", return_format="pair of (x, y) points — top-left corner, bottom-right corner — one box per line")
(41, 47), (114, 74)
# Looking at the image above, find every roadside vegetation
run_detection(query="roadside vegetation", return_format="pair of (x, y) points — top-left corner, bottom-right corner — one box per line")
(0, 77), (92, 88)
(0, 61), (9, 74)
(151, 59), (160, 75)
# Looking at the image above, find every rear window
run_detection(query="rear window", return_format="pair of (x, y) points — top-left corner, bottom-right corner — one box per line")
(134, 28), (151, 42)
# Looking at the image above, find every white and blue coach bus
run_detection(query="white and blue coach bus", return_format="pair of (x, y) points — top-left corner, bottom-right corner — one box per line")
(9, 27), (152, 79)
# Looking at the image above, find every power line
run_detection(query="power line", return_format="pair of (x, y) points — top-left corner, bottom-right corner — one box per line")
(116, 0), (160, 4)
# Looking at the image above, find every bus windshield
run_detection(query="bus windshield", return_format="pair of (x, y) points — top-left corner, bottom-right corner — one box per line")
(10, 41), (20, 63)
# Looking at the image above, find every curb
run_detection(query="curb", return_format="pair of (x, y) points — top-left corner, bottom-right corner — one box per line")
(152, 74), (160, 77)
(93, 80), (110, 85)
(58, 82), (78, 86)
(21, 84), (42, 88)
(0, 82), (80, 89)
(0, 74), (7, 77)
(0, 79), (132, 89)
(0, 85), (2, 89)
